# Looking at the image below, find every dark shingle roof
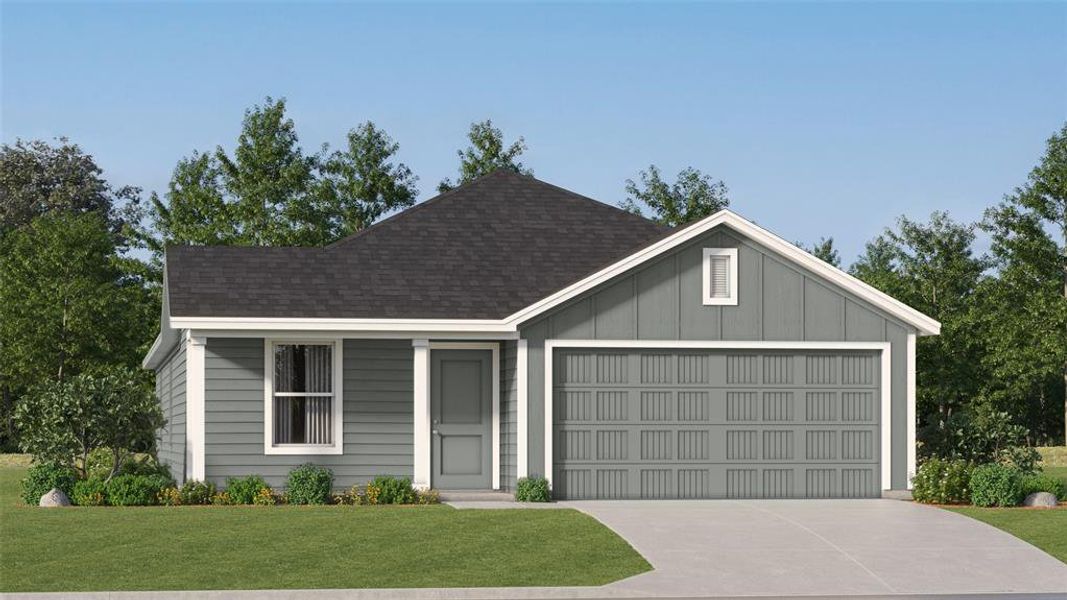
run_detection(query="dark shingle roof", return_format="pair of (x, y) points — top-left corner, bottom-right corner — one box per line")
(166, 170), (669, 320)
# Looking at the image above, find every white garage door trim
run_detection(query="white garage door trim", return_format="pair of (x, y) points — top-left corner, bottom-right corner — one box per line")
(543, 339), (896, 492)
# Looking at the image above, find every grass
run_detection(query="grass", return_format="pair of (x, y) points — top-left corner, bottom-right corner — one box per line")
(0, 464), (650, 592)
(947, 506), (1067, 564)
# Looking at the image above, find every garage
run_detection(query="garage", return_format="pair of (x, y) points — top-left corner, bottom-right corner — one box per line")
(552, 348), (882, 499)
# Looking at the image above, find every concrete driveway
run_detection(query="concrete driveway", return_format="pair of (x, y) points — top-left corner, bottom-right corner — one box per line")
(561, 499), (1067, 597)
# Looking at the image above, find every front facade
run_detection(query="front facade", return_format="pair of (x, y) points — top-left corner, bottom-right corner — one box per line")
(146, 172), (938, 499)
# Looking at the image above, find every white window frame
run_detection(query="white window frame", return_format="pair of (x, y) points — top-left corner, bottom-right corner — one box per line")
(263, 338), (344, 455)
(702, 247), (738, 305)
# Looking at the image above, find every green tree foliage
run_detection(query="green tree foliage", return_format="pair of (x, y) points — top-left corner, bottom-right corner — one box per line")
(974, 125), (1067, 443)
(14, 366), (163, 479)
(0, 212), (155, 389)
(0, 138), (142, 244)
(850, 212), (989, 454)
(807, 237), (841, 267)
(620, 165), (729, 227)
(438, 120), (531, 192)
(149, 98), (417, 252)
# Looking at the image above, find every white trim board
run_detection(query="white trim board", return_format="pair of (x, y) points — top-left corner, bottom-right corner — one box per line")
(184, 332), (206, 482)
(427, 342), (502, 491)
(542, 339), (895, 492)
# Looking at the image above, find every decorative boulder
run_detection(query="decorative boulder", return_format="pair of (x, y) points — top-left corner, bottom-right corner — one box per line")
(39, 488), (71, 507)
(1023, 492), (1058, 508)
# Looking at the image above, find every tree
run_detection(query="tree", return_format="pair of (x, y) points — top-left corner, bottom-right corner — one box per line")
(15, 366), (163, 479)
(850, 212), (989, 458)
(438, 120), (531, 192)
(620, 165), (729, 227)
(0, 212), (155, 389)
(0, 138), (142, 245)
(149, 98), (417, 253)
(311, 122), (419, 242)
(975, 124), (1067, 443)
(807, 237), (841, 267)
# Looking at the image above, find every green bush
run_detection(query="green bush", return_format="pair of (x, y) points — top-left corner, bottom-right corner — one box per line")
(224, 474), (269, 505)
(1021, 472), (1065, 499)
(970, 463), (1024, 507)
(285, 464), (333, 505)
(920, 405), (1040, 473)
(252, 487), (278, 506)
(911, 458), (973, 504)
(416, 489), (440, 504)
(365, 475), (416, 504)
(106, 474), (171, 506)
(515, 476), (552, 502)
(20, 462), (77, 505)
(178, 480), (216, 505)
(71, 478), (108, 506)
(157, 486), (181, 506)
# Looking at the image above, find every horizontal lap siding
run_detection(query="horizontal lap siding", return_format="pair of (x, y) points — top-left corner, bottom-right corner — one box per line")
(522, 224), (916, 489)
(204, 338), (413, 489)
(155, 342), (186, 483)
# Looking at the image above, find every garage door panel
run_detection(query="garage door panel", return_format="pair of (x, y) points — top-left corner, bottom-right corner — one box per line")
(554, 349), (881, 499)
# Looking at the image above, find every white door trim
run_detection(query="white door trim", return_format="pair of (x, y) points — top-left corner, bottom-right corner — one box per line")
(543, 339), (894, 492)
(428, 342), (501, 490)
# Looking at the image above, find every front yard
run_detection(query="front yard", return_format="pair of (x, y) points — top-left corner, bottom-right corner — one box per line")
(0, 462), (650, 592)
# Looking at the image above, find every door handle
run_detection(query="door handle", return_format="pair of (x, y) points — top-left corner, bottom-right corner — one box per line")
(432, 429), (440, 436)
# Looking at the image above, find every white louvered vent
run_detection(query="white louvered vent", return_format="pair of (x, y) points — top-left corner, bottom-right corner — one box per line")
(708, 255), (731, 298)
(702, 248), (738, 305)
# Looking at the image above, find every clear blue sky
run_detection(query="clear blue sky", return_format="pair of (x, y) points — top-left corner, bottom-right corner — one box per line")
(3, 2), (1064, 262)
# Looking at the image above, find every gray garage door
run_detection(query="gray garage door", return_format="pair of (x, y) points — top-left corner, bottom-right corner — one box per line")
(553, 349), (881, 499)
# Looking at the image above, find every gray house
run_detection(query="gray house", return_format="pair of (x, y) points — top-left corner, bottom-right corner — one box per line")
(144, 171), (939, 499)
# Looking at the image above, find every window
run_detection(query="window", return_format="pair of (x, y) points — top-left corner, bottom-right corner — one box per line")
(702, 248), (738, 305)
(264, 341), (343, 455)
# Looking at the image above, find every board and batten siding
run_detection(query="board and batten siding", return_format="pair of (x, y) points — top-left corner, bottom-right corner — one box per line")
(520, 225), (917, 490)
(499, 340), (518, 491)
(203, 338), (414, 489)
(155, 340), (187, 483)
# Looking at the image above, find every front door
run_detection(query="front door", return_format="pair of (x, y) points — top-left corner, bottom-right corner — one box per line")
(431, 349), (492, 489)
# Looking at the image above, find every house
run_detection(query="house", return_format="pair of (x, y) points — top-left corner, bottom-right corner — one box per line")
(143, 170), (939, 499)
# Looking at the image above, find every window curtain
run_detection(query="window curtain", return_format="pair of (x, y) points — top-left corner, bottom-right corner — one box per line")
(273, 344), (333, 445)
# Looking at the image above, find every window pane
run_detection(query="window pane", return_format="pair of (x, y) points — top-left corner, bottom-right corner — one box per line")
(274, 344), (332, 393)
(273, 395), (333, 445)
(709, 256), (731, 298)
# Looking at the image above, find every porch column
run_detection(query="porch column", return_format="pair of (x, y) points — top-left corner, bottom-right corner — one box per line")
(412, 339), (431, 490)
(185, 332), (206, 482)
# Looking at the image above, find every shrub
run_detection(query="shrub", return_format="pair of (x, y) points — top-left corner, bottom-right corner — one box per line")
(106, 474), (171, 506)
(911, 458), (973, 504)
(286, 464), (333, 505)
(1021, 473), (1066, 499)
(158, 486), (181, 506)
(71, 478), (108, 506)
(515, 476), (552, 502)
(20, 462), (77, 505)
(224, 474), (269, 505)
(211, 491), (232, 506)
(416, 489), (440, 505)
(970, 463), (1024, 507)
(920, 405), (1040, 473)
(178, 480), (216, 505)
(252, 487), (278, 506)
(370, 475), (416, 504)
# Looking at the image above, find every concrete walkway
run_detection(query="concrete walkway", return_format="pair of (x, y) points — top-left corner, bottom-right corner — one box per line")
(561, 499), (1067, 597)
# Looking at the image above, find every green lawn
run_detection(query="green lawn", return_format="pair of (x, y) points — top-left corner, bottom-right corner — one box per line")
(947, 507), (1067, 564)
(0, 465), (650, 592)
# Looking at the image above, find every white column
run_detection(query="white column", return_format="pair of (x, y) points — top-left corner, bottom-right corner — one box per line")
(412, 339), (431, 490)
(516, 339), (529, 479)
(544, 342), (554, 485)
(185, 332), (206, 482)
(907, 332), (917, 489)
(491, 344), (500, 490)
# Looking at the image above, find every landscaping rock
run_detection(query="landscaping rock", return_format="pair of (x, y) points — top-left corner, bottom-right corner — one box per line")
(38, 488), (71, 507)
(1023, 491), (1058, 508)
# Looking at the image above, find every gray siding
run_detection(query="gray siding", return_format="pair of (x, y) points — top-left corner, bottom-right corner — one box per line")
(155, 340), (187, 483)
(204, 338), (413, 489)
(522, 225), (917, 490)
(500, 340), (518, 491)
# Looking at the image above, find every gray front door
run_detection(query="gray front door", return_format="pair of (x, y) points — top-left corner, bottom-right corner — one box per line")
(431, 349), (492, 489)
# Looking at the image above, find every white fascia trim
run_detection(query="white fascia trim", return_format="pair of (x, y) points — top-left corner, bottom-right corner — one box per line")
(185, 332), (206, 482)
(702, 247), (739, 306)
(906, 332), (917, 489)
(429, 342), (501, 490)
(262, 338), (345, 456)
(516, 339), (529, 479)
(171, 316), (516, 333)
(192, 329), (519, 341)
(543, 339), (894, 491)
(412, 340), (431, 490)
(504, 210), (941, 336)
